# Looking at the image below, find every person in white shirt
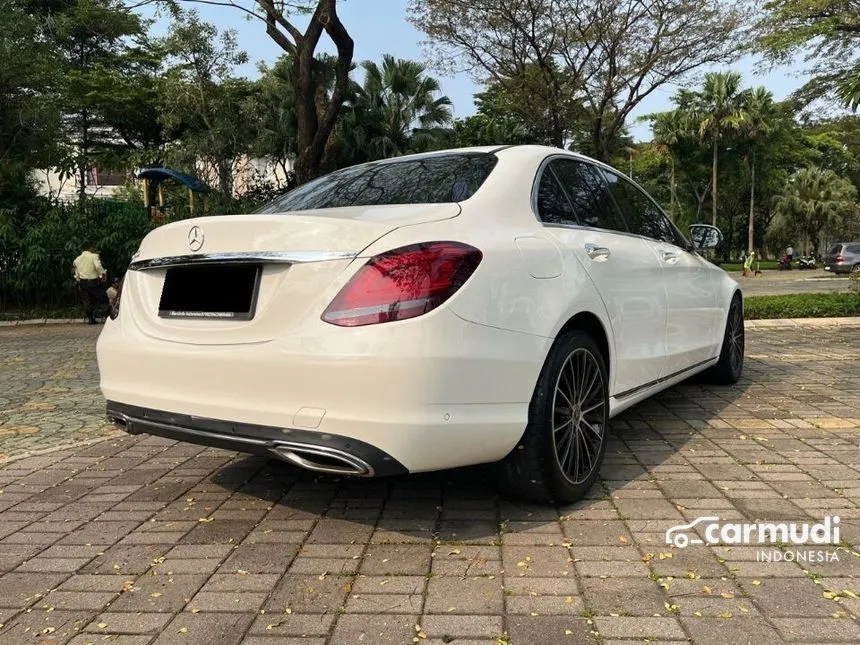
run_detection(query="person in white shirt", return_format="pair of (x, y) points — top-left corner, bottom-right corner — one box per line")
(72, 245), (107, 324)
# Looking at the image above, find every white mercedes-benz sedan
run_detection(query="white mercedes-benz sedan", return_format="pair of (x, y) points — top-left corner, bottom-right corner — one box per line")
(97, 145), (744, 504)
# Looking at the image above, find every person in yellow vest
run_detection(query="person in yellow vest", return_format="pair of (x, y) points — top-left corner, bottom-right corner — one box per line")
(72, 244), (107, 324)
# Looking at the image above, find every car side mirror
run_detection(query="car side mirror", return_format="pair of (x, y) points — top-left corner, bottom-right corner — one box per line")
(689, 224), (723, 251)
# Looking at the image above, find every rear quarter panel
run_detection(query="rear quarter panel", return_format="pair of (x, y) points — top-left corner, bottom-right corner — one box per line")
(354, 149), (616, 395)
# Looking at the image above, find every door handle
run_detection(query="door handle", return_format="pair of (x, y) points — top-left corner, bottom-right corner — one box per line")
(661, 250), (680, 264)
(584, 243), (611, 261)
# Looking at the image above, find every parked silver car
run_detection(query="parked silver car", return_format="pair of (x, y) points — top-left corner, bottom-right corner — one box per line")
(824, 242), (860, 274)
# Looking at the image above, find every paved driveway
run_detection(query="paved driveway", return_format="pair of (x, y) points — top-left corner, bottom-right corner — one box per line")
(0, 322), (859, 644)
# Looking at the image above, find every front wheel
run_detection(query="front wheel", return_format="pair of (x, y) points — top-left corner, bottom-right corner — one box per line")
(495, 330), (608, 504)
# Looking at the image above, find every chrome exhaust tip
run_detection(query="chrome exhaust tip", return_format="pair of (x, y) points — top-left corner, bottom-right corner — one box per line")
(109, 413), (139, 434)
(270, 442), (374, 477)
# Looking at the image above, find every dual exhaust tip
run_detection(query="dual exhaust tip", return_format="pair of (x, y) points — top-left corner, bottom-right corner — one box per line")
(108, 413), (373, 477)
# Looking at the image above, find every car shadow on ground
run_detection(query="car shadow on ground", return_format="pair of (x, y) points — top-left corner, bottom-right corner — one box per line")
(205, 375), (759, 541)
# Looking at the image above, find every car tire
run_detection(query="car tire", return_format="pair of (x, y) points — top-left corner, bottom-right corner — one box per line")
(707, 295), (744, 385)
(852, 264), (860, 274)
(495, 330), (608, 505)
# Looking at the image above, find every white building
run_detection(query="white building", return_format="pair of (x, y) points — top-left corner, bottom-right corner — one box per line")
(33, 155), (294, 203)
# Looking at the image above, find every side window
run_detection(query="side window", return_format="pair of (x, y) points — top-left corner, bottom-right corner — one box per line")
(602, 171), (678, 245)
(535, 166), (577, 226)
(550, 159), (627, 233)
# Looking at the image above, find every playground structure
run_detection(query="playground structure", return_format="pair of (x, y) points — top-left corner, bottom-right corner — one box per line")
(136, 168), (212, 222)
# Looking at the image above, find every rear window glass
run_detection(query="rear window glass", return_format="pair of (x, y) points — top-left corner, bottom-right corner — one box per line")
(828, 244), (844, 255)
(256, 153), (498, 213)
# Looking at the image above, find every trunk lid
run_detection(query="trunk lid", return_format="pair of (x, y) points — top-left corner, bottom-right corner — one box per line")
(125, 204), (460, 345)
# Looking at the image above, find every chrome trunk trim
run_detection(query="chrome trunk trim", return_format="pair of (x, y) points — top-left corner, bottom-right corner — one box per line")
(129, 250), (358, 271)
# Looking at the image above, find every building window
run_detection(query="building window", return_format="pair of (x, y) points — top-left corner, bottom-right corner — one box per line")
(90, 168), (126, 187)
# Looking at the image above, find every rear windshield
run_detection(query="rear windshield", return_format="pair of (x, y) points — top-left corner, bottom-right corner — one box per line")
(256, 153), (498, 213)
(828, 244), (844, 255)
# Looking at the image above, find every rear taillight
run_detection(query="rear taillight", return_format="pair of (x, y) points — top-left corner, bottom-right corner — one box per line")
(836, 254), (844, 262)
(322, 241), (482, 327)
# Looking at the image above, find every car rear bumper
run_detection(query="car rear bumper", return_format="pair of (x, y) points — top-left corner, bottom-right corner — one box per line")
(97, 308), (550, 473)
(824, 263), (852, 273)
(106, 401), (408, 476)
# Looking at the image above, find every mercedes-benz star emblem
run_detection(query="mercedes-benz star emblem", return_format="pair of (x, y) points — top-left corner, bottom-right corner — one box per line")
(187, 225), (204, 252)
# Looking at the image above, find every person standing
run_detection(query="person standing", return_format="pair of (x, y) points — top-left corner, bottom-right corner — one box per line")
(73, 244), (106, 324)
(786, 244), (794, 261)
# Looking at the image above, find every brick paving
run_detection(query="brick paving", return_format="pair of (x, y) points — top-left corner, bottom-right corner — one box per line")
(0, 325), (121, 460)
(0, 321), (859, 644)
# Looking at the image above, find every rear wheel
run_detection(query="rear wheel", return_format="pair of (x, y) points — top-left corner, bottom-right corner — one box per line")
(495, 330), (608, 504)
(851, 264), (860, 274)
(707, 295), (744, 384)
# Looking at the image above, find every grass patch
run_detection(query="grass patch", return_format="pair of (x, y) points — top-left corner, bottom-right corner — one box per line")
(720, 260), (780, 272)
(744, 293), (860, 320)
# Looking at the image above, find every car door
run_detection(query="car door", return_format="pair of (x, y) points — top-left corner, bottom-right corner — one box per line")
(536, 157), (668, 396)
(600, 170), (720, 376)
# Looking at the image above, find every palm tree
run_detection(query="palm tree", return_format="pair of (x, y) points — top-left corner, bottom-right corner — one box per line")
(690, 72), (748, 226)
(771, 167), (857, 256)
(651, 110), (686, 221)
(359, 54), (452, 159)
(741, 87), (777, 254)
(837, 75), (860, 112)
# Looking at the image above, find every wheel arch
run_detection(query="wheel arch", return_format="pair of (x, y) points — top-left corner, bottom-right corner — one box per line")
(554, 311), (612, 388)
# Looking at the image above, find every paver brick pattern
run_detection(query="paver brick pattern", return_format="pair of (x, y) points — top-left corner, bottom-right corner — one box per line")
(0, 323), (858, 644)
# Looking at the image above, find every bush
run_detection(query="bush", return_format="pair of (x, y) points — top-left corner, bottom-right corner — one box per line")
(0, 181), (293, 312)
(0, 199), (154, 310)
(744, 293), (860, 320)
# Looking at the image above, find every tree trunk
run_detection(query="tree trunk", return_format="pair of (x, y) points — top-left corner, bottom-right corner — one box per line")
(669, 156), (677, 222)
(264, 0), (354, 185)
(78, 41), (88, 203)
(591, 118), (610, 163)
(747, 148), (756, 255)
(292, 47), (320, 185)
(711, 133), (718, 227)
(78, 108), (88, 202)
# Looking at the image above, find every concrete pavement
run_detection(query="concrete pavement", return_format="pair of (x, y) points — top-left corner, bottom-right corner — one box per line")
(0, 322), (859, 644)
(725, 269), (851, 297)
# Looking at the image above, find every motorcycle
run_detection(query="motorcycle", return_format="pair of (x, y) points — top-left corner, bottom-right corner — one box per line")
(778, 255), (793, 270)
(797, 255), (817, 270)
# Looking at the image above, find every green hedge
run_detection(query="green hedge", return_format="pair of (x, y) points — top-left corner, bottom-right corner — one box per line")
(0, 199), (156, 310)
(744, 293), (860, 320)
